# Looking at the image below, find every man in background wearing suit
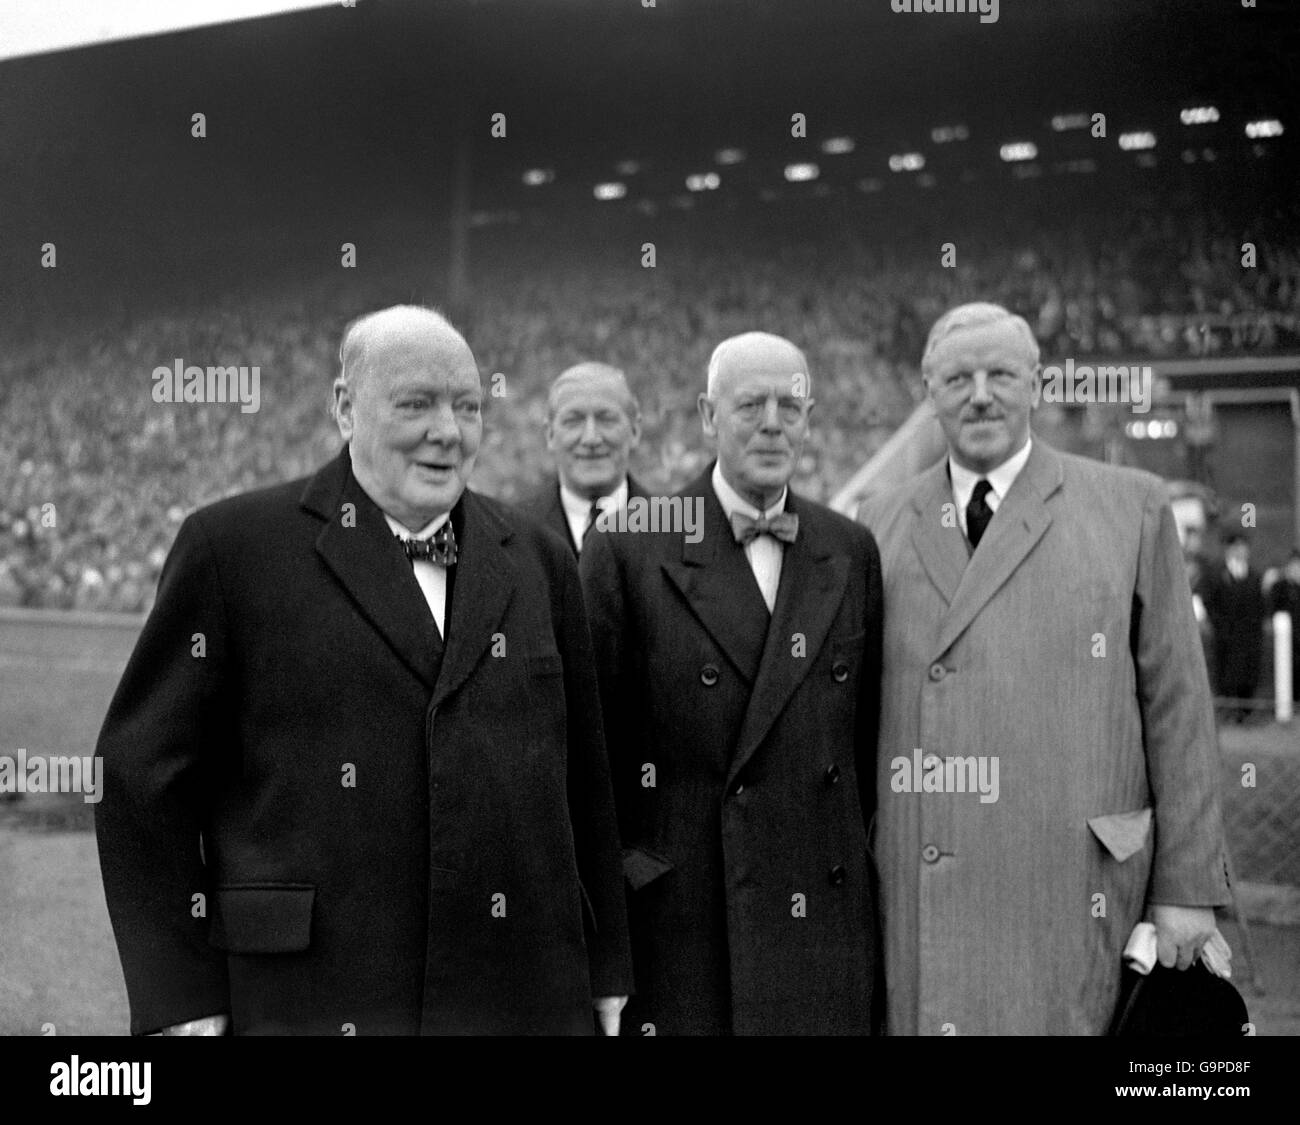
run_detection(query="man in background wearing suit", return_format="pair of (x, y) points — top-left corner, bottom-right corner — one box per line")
(859, 302), (1231, 1035)
(521, 362), (648, 555)
(95, 305), (630, 1035)
(1200, 532), (1266, 722)
(582, 331), (883, 1035)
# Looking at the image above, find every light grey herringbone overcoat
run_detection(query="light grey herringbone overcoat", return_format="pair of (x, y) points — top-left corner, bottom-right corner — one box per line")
(859, 440), (1231, 1035)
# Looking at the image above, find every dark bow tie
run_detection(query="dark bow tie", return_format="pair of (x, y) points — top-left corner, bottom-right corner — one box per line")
(397, 522), (457, 566)
(730, 510), (799, 546)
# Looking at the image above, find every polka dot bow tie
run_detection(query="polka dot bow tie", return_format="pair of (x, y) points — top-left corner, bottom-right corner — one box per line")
(397, 522), (457, 566)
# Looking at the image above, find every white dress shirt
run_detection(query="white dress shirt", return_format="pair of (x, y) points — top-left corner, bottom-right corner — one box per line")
(384, 511), (450, 637)
(711, 462), (787, 614)
(948, 437), (1033, 538)
(560, 477), (629, 554)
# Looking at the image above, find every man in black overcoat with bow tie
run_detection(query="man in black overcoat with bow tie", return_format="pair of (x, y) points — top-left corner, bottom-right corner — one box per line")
(95, 305), (631, 1036)
(581, 331), (884, 1035)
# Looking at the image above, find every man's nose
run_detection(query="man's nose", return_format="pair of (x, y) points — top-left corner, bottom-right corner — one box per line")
(759, 397), (782, 431)
(580, 416), (603, 445)
(424, 402), (460, 443)
(969, 371), (993, 405)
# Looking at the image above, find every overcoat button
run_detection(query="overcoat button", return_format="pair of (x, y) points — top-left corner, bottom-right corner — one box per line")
(732, 782), (745, 797)
(832, 661), (850, 682)
(928, 663), (946, 682)
(700, 664), (719, 686)
(824, 763), (841, 785)
(828, 864), (847, 886)
(921, 844), (941, 864)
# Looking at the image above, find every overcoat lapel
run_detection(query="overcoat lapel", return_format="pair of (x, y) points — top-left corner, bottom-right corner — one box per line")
(908, 460), (966, 609)
(543, 480), (578, 554)
(932, 442), (1063, 659)
(661, 473), (769, 685)
(302, 448), (443, 690)
(431, 490), (517, 708)
(727, 494), (848, 785)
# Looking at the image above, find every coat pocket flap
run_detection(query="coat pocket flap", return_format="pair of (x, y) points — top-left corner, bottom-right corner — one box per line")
(210, 884), (315, 953)
(622, 846), (675, 890)
(1087, 808), (1153, 862)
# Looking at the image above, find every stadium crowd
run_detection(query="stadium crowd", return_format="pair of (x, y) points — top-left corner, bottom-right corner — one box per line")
(3, 199), (1298, 612)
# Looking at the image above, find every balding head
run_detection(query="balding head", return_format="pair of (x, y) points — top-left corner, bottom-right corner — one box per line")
(699, 331), (814, 511)
(545, 361), (642, 500)
(332, 304), (483, 530)
(339, 305), (477, 396)
(921, 302), (1039, 379)
(706, 332), (810, 399)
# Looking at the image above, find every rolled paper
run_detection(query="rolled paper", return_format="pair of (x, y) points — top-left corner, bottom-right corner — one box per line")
(1123, 921), (1159, 975)
(1201, 931), (1233, 980)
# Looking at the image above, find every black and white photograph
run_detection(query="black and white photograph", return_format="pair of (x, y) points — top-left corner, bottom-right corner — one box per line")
(0, 0), (1296, 1105)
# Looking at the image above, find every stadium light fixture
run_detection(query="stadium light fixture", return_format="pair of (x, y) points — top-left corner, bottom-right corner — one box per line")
(1245, 119), (1284, 138)
(888, 152), (925, 172)
(931, 124), (970, 143)
(615, 160), (642, 176)
(593, 182), (627, 201)
(715, 148), (746, 165)
(522, 168), (555, 187)
(685, 172), (721, 191)
(820, 136), (856, 155)
(999, 142), (1037, 163)
(1119, 132), (1157, 151)
(783, 163), (820, 182)
(1179, 106), (1220, 125)
(1050, 114), (1090, 132)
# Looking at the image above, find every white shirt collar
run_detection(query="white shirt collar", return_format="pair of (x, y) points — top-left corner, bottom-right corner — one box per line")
(711, 462), (787, 521)
(559, 476), (630, 522)
(383, 510), (450, 541)
(948, 436), (1033, 511)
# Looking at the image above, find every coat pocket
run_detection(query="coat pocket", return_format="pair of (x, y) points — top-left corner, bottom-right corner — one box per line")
(622, 845), (675, 891)
(1087, 808), (1153, 862)
(209, 884), (315, 953)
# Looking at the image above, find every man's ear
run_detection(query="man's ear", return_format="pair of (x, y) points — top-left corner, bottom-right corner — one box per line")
(628, 412), (643, 447)
(544, 417), (559, 454)
(1029, 363), (1043, 409)
(698, 393), (717, 438)
(333, 379), (354, 441)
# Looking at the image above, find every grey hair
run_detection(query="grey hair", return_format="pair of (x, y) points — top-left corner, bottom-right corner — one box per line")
(921, 302), (1040, 376)
(546, 361), (641, 423)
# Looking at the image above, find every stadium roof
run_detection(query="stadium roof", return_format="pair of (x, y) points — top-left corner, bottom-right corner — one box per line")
(1, 0), (1295, 310)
